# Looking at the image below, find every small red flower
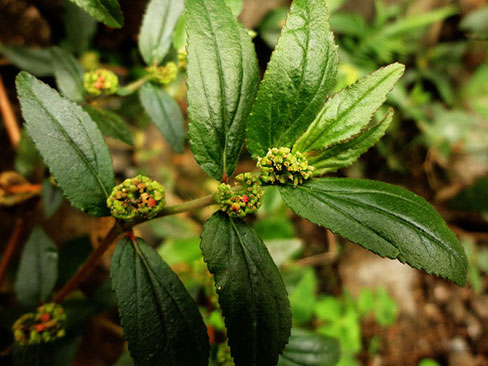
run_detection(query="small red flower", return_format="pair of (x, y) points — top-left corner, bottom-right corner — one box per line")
(35, 324), (45, 333)
(147, 197), (157, 207)
(241, 195), (249, 203)
(39, 313), (51, 322)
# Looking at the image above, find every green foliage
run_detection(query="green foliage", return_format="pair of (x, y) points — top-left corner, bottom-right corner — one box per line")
(50, 47), (85, 102)
(280, 178), (468, 286)
(289, 268), (318, 324)
(63, 0), (97, 54)
(84, 106), (134, 146)
(0, 46), (53, 77)
(294, 63), (404, 160)
(247, 0), (338, 158)
(15, 227), (58, 307)
(186, 0), (259, 180)
(139, 83), (185, 153)
(279, 328), (341, 366)
(16, 72), (115, 216)
(450, 175), (488, 213)
(42, 179), (64, 219)
(111, 237), (209, 366)
(200, 212), (292, 366)
(68, 0), (123, 28)
(138, 0), (184, 65)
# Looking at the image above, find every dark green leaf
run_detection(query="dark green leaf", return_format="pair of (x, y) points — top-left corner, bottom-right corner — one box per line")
(64, 0), (98, 54)
(15, 227), (58, 307)
(247, 0), (338, 158)
(84, 106), (134, 145)
(111, 237), (209, 366)
(42, 179), (64, 219)
(138, 0), (184, 65)
(200, 212), (292, 366)
(279, 328), (340, 366)
(280, 178), (468, 286)
(68, 0), (124, 28)
(0, 46), (53, 76)
(187, 0), (259, 180)
(139, 83), (185, 153)
(16, 72), (115, 216)
(50, 47), (85, 102)
(294, 63), (404, 154)
(307, 110), (393, 175)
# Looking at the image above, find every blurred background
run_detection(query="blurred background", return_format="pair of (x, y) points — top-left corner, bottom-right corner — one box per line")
(0, 0), (487, 365)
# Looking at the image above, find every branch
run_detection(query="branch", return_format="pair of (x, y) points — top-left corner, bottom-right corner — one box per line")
(0, 74), (21, 149)
(0, 218), (25, 287)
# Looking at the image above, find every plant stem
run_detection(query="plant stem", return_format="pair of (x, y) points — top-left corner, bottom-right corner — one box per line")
(0, 218), (25, 287)
(53, 223), (123, 303)
(52, 194), (218, 302)
(0, 75), (21, 150)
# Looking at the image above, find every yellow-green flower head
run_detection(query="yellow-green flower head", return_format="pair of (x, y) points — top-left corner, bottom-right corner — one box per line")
(107, 175), (165, 221)
(178, 50), (187, 70)
(13, 303), (66, 347)
(146, 62), (178, 85)
(216, 173), (265, 218)
(257, 147), (314, 187)
(84, 68), (119, 96)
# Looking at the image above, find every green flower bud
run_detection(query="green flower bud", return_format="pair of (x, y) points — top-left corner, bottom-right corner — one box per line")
(13, 303), (67, 346)
(146, 62), (178, 85)
(84, 68), (119, 96)
(257, 147), (314, 187)
(107, 175), (166, 221)
(178, 50), (187, 70)
(216, 173), (264, 218)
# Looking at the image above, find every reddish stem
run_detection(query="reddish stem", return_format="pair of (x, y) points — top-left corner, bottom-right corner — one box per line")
(0, 75), (21, 150)
(0, 219), (25, 287)
(53, 224), (123, 303)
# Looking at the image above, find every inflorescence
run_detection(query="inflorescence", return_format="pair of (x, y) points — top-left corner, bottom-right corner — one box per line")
(107, 175), (165, 221)
(216, 173), (265, 218)
(84, 68), (118, 96)
(13, 303), (66, 346)
(257, 147), (314, 187)
(145, 62), (178, 85)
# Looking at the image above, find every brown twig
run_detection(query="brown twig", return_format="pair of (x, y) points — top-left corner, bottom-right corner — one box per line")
(0, 218), (25, 287)
(0, 74), (21, 150)
(53, 223), (124, 303)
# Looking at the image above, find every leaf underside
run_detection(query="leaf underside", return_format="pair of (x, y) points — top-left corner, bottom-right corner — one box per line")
(69, 0), (124, 28)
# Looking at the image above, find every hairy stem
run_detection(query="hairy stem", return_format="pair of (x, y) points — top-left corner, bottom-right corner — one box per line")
(52, 194), (218, 302)
(0, 218), (25, 287)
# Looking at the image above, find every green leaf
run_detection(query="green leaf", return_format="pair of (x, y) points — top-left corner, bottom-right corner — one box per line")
(84, 106), (134, 145)
(294, 63), (404, 154)
(0, 46), (53, 77)
(280, 178), (468, 286)
(16, 72), (115, 216)
(139, 83), (185, 153)
(450, 176), (488, 212)
(15, 129), (41, 178)
(279, 328), (341, 366)
(200, 212), (291, 366)
(50, 47), (85, 102)
(247, 0), (338, 158)
(172, 14), (186, 51)
(138, 0), (184, 65)
(63, 0), (98, 54)
(42, 179), (64, 219)
(224, 0), (243, 16)
(68, 0), (123, 28)
(308, 109), (393, 175)
(289, 268), (317, 324)
(186, 0), (259, 180)
(111, 237), (209, 366)
(258, 8), (288, 49)
(15, 227), (58, 307)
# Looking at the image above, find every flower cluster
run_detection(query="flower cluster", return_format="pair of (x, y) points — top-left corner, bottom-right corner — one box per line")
(145, 62), (178, 85)
(216, 173), (264, 218)
(177, 50), (187, 69)
(107, 175), (165, 221)
(257, 147), (314, 187)
(84, 68), (118, 96)
(13, 303), (66, 346)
